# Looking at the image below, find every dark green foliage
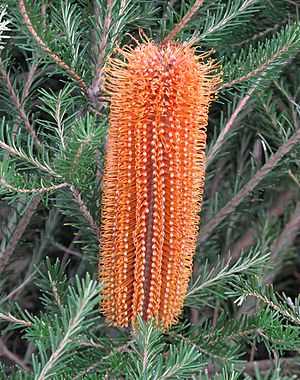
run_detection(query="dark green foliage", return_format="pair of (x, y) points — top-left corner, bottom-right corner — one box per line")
(0, 0), (300, 379)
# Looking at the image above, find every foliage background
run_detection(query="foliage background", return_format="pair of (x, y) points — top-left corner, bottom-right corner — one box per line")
(0, 0), (300, 378)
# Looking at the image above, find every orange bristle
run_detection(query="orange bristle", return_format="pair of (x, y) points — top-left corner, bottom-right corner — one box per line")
(98, 40), (221, 329)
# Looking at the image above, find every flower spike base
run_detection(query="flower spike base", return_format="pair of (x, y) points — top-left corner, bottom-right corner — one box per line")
(99, 40), (221, 329)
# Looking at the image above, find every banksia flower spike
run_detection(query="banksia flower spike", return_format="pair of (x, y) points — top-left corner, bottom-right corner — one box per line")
(99, 39), (221, 329)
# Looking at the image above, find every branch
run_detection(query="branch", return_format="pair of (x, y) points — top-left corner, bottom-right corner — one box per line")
(36, 285), (100, 380)
(69, 185), (99, 236)
(0, 139), (59, 177)
(23, 59), (39, 102)
(263, 202), (300, 285)
(231, 18), (291, 47)
(162, 0), (204, 43)
(0, 272), (34, 305)
(218, 44), (292, 91)
(37, 314), (83, 379)
(18, 0), (89, 95)
(0, 312), (31, 327)
(0, 196), (40, 276)
(239, 202), (300, 318)
(51, 280), (62, 307)
(244, 290), (300, 326)
(198, 127), (300, 245)
(0, 61), (42, 149)
(188, 249), (267, 299)
(0, 339), (30, 371)
(41, 1), (47, 29)
(200, 0), (258, 41)
(51, 240), (82, 259)
(73, 339), (135, 379)
(204, 327), (265, 346)
(206, 86), (256, 166)
(168, 332), (225, 362)
(271, 202), (300, 254)
(0, 178), (69, 193)
(69, 135), (92, 179)
(230, 188), (298, 260)
(89, 0), (113, 98)
(78, 339), (104, 349)
(1, 175), (98, 237)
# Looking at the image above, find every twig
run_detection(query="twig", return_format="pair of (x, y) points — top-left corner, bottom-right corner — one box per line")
(286, 0), (300, 7)
(162, 0), (204, 43)
(207, 156), (227, 199)
(249, 341), (256, 363)
(198, 127), (300, 245)
(240, 289), (300, 326)
(89, 0), (113, 99)
(206, 86), (256, 166)
(200, 0), (257, 42)
(0, 196), (40, 276)
(0, 179), (69, 193)
(0, 61), (42, 149)
(1, 129), (98, 242)
(51, 281), (62, 307)
(79, 339), (104, 349)
(238, 201), (300, 317)
(61, 233), (83, 267)
(73, 339), (135, 379)
(111, 0), (126, 47)
(190, 261), (200, 335)
(0, 139), (59, 177)
(0, 312), (31, 327)
(218, 44), (292, 91)
(231, 18), (291, 47)
(212, 299), (220, 328)
(69, 185), (99, 236)
(274, 83), (300, 138)
(18, 0), (89, 95)
(51, 240), (82, 259)
(36, 289), (95, 380)
(263, 202), (300, 285)
(69, 135), (92, 179)
(55, 95), (66, 150)
(204, 327), (265, 346)
(41, 1), (47, 29)
(0, 272), (34, 305)
(1, 176), (98, 238)
(168, 332), (226, 362)
(230, 189), (297, 261)
(0, 339), (30, 371)
(288, 170), (300, 188)
(23, 59), (39, 102)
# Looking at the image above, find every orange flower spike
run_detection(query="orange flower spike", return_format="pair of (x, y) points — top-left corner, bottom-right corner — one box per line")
(99, 40), (221, 329)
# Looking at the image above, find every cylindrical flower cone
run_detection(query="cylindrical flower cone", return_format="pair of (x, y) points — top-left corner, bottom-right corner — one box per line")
(99, 39), (221, 329)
